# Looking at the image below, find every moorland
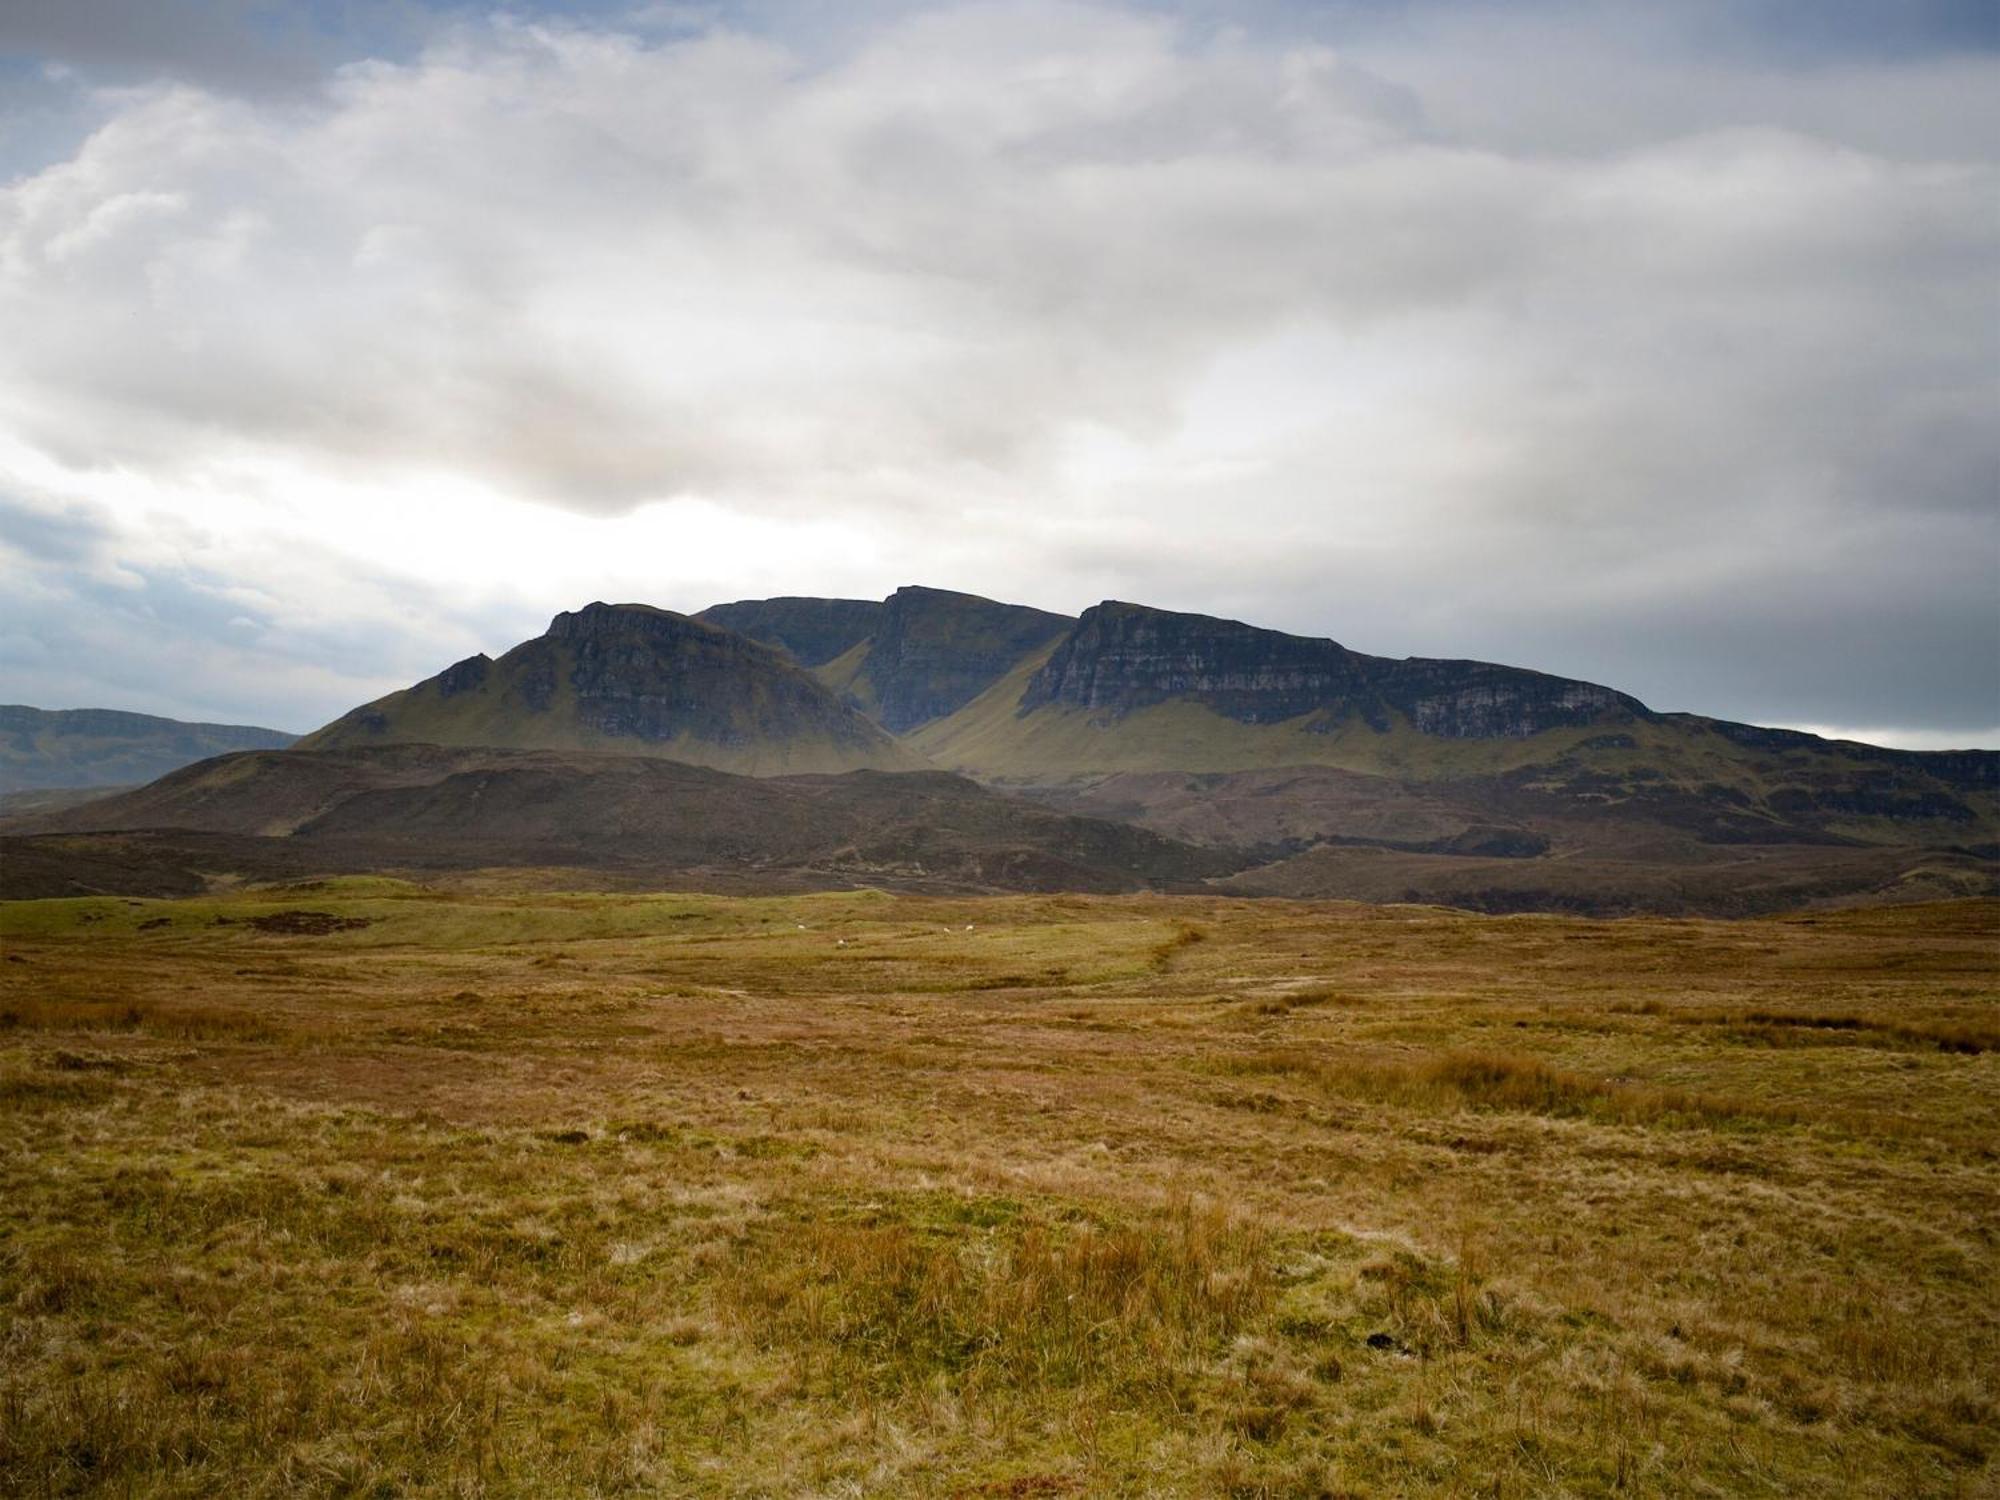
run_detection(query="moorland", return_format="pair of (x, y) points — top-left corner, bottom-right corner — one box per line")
(3, 880), (1995, 1497)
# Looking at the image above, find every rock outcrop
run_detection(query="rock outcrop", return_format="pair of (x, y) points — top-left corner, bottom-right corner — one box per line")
(695, 596), (885, 668)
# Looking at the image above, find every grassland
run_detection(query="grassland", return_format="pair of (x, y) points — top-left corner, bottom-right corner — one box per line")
(1, 883), (1996, 1497)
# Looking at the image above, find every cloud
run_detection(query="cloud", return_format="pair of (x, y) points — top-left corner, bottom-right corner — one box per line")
(1, 10), (1451, 510)
(0, 1), (1994, 739)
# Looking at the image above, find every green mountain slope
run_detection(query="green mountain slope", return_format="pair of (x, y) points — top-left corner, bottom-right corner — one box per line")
(298, 603), (920, 777)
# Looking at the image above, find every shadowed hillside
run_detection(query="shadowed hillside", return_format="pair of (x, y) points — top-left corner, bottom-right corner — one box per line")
(2, 744), (1239, 898)
(299, 603), (919, 776)
(702, 585), (1072, 732)
(914, 600), (1662, 777)
(695, 595), (886, 669)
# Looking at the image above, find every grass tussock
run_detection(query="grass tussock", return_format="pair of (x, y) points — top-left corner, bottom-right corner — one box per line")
(0, 994), (280, 1042)
(1420, 1050), (1749, 1126)
(1249, 985), (1358, 1016)
(1621, 999), (1998, 1054)
(1228, 1046), (1788, 1128)
(1728, 1010), (1997, 1055)
(1150, 919), (1208, 970)
(727, 1198), (1270, 1395)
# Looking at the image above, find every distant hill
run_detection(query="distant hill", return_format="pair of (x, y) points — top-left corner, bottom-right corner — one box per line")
(700, 585), (1072, 732)
(0, 705), (295, 794)
(3, 744), (1238, 899)
(0, 784), (133, 822)
(298, 603), (920, 776)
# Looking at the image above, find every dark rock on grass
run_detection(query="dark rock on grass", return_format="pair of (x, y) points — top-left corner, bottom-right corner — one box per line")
(245, 911), (375, 936)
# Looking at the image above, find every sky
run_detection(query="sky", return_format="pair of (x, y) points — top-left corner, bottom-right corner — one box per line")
(0, 0), (1995, 747)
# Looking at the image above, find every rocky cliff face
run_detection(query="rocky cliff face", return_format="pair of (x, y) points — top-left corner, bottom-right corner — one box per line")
(695, 597), (885, 668)
(1022, 602), (1374, 723)
(545, 603), (887, 748)
(1023, 602), (1645, 738)
(298, 603), (914, 775)
(698, 585), (1072, 733)
(1374, 658), (1641, 739)
(433, 654), (491, 699)
(858, 586), (1072, 732)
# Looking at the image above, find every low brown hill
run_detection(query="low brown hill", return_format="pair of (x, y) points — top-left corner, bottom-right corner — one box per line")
(1218, 839), (1998, 917)
(3, 744), (1240, 898)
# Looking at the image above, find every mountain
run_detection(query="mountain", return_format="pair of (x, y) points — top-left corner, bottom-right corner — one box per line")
(908, 599), (1652, 777)
(1, 743), (1239, 899)
(297, 603), (920, 776)
(0, 705), (295, 794)
(694, 596), (885, 671)
(889, 600), (1997, 906)
(9, 589), (1992, 916)
(909, 600), (1990, 796)
(699, 585), (1072, 733)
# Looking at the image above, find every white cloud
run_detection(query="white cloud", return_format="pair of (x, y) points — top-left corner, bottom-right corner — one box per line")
(0, 1), (1994, 738)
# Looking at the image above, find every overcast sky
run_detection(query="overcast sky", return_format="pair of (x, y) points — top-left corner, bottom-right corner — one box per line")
(1, 0), (1995, 746)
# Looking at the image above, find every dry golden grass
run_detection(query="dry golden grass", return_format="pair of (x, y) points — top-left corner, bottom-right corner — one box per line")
(0, 884), (1996, 1496)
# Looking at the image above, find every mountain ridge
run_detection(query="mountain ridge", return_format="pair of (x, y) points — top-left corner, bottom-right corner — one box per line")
(298, 602), (920, 776)
(11, 585), (1992, 915)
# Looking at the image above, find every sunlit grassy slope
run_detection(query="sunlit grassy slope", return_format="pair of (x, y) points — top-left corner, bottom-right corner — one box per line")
(3, 885), (1996, 1496)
